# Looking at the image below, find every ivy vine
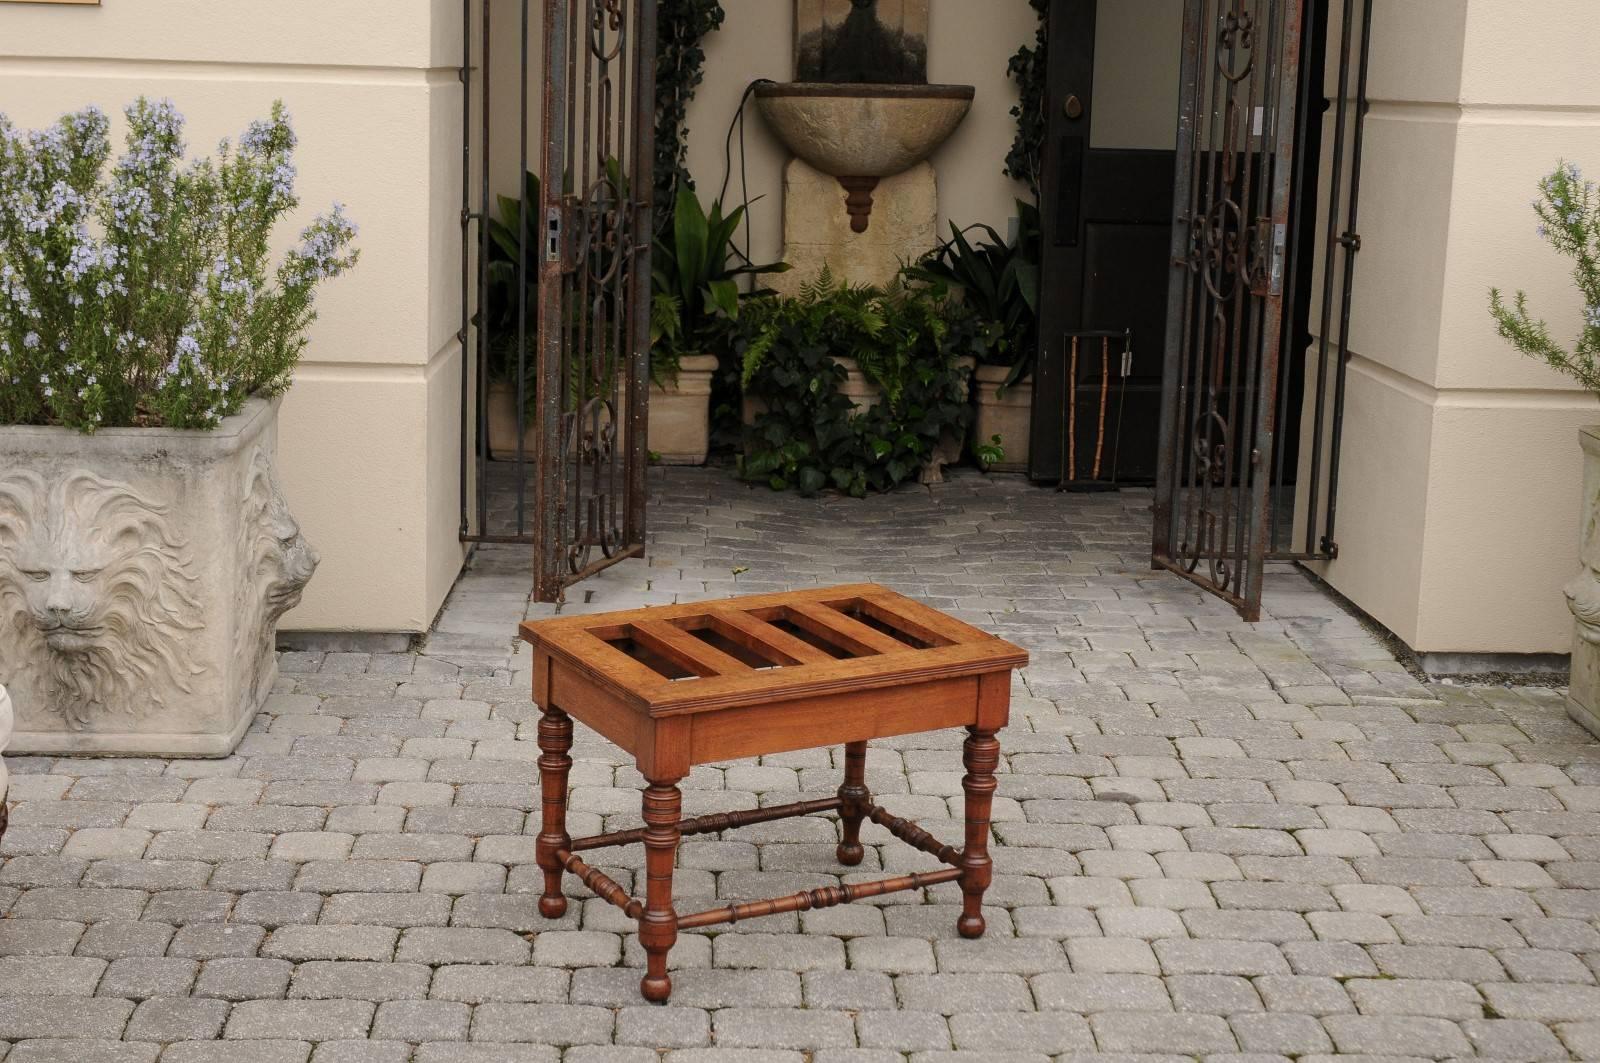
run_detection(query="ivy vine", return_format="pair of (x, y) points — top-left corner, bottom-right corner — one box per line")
(654, 0), (726, 227)
(1005, 0), (1048, 200)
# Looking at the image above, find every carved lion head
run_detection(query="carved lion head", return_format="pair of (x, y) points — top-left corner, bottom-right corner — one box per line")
(237, 449), (319, 704)
(0, 471), (204, 729)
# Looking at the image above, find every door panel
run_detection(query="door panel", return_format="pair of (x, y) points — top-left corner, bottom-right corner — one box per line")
(1032, 0), (1182, 484)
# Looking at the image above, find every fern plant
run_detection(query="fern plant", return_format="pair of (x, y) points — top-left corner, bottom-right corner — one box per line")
(1490, 161), (1600, 394)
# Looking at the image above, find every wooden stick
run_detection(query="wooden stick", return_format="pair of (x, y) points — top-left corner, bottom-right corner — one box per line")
(1093, 336), (1110, 480)
(866, 804), (962, 866)
(1067, 335), (1079, 483)
(570, 796), (844, 852)
(555, 849), (642, 918)
(675, 866), (963, 929)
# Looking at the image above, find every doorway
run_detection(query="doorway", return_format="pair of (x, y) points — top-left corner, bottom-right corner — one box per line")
(1034, 0), (1368, 620)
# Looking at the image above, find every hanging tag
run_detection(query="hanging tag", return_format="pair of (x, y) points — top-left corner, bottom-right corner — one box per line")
(1252, 106), (1265, 137)
(1121, 346), (1133, 378)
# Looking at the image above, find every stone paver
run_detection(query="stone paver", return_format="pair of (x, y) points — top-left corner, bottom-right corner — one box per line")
(0, 467), (1588, 1058)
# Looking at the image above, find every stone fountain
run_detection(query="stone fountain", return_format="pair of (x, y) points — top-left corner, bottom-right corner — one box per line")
(759, 0), (973, 293)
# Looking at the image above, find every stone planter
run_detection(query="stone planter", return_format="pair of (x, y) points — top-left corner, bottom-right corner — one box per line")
(974, 364), (1033, 473)
(0, 683), (11, 836)
(743, 355), (881, 425)
(648, 354), (717, 466)
(0, 398), (317, 756)
(1567, 426), (1600, 737)
(922, 355), (978, 485)
(487, 379), (537, 461)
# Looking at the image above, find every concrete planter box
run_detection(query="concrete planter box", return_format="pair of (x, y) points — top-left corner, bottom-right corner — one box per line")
(974, 363), (1033, 473)
(1568, 426), (1600, 737)
(648, 354), (717, 466)
(0, 398), (317, 756)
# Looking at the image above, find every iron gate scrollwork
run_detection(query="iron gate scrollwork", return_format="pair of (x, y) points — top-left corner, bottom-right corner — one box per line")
(460, 0), (656, 604)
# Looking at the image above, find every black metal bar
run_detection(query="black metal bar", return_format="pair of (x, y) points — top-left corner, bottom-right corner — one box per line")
(476, 0), (493, 541)
(1153, 0), (1208, 566)
(459, 0), (473, 539)
(1319, 0), (1372, 559)
(515, 0), (531, 535)
(1303, 0), (1354, 557)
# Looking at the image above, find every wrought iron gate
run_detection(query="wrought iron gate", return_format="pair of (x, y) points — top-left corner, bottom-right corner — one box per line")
(460, 0), (656, 603)
(1153, 0), (1370, 621)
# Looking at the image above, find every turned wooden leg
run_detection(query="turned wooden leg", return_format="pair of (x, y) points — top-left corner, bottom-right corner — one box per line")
(958, 726), (999, 939)
(836, 741), (870, 866)
(639, 777), (683, 1003)
(535, 707), (574, 919)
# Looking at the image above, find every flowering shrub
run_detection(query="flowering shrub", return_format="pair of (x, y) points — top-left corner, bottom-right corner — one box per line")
(1491, 161), (1600, 393)
(0, 98), (358, 432)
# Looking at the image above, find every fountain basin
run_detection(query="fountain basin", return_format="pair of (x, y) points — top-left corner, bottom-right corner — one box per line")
(754, 82), (975, 181)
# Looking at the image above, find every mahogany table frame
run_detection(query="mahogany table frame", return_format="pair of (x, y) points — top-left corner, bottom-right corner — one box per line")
(519, 583), (1028, 1003)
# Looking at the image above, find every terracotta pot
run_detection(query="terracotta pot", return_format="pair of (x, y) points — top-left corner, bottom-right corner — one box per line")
(973, 363), (1033, 473)
(648, 354), (717, 466)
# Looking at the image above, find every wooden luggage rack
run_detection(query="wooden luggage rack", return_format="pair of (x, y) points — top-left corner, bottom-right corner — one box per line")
(519, 584), (1028, 1003)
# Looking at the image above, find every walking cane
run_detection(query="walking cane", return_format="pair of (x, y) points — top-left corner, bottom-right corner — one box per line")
(1067, 334), (1079, 484)
(1092, 335), (1110, 480)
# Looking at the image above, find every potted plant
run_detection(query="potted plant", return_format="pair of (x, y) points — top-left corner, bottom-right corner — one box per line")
(651, 186), (785, 464)
(906, 200), (1039, 471)
(1491, 160), (1600, 736)
(738, 273), (973, 494)
(0, 99), (357, 755)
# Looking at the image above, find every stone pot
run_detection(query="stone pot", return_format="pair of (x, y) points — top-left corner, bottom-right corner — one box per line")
(922, 355), (978, 485)
(743, 355), (882, 426)
(0, 397), (317, 756)
(648, 354), (717, 466)
(974, 363), (1033, 473)
(0, 683), (11, 836)
(1567, 426), (1600, 737)
(487, 379), (537, 461)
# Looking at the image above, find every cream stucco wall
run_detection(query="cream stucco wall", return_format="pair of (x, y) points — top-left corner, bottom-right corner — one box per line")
(1310, 0), (1600, 658)
(0, 0), (467, 634)
(680, 0), (1038, 267)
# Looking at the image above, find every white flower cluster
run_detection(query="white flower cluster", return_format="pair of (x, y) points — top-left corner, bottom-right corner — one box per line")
(0, 98), (358, 432)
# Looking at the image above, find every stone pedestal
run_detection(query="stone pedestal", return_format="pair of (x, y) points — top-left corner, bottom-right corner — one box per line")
(1567, 426), (1600, 736)
(770, 158), (938, 297)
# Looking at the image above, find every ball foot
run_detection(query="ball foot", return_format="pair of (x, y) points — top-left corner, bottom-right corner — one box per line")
(640, 972), (672, 1004)
(957, 912), (986, 939)
(539, 895), (568, 919)
(836, 841), (864, 866)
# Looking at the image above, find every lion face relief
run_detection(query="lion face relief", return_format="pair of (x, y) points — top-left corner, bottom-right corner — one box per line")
(237, 449), (319, 704)
(0, 471), (205, 730)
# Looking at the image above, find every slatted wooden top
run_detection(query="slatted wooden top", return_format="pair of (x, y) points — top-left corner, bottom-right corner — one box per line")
(519, 584), (1029, 717)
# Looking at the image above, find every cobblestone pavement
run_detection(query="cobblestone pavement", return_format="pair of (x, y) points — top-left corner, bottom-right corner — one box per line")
(4, 466), (1596, 1062)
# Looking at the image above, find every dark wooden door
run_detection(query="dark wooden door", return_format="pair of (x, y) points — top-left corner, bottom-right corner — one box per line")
(1030, 0), (1179, 484)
